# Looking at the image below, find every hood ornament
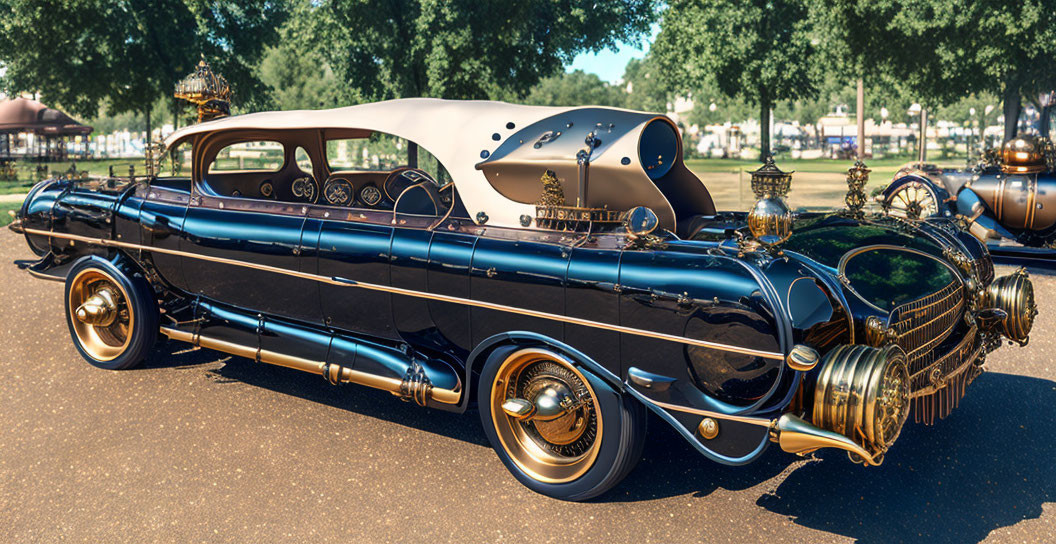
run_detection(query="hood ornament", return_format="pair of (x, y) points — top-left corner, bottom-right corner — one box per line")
(744, 155), (793, 252)
(844, 160), (871, 219)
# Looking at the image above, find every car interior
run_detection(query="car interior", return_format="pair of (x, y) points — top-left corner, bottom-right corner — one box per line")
(192, 128), (458, 218)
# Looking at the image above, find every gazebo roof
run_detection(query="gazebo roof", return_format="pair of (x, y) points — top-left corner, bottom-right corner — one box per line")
(0, 97), (93, 135)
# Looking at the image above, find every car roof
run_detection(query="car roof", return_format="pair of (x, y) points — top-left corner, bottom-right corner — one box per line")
(164, 98), (676, 230)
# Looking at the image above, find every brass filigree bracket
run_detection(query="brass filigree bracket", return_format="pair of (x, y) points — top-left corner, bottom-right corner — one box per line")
(844, 160), (871, 219)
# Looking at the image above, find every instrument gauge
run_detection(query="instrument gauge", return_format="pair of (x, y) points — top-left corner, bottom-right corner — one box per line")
(291, 175), (319, 203)
(360, 184), (383, 207)
(324, 178), (354, 206)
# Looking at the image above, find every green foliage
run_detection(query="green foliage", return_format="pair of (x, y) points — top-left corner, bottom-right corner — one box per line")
(523, 70), (627, 108)
(652, 0), (821, 155)
(0, 0), (288, 119)
(621, 57), (669, 112)
(309, 0), (658, 102)
(818, 0), (1056, 137)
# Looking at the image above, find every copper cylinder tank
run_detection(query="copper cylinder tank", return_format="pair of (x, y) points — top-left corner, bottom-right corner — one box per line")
(970, 174), (1056, 231)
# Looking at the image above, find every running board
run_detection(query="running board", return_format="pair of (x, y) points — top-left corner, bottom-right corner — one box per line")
(159, 326), (461, 406)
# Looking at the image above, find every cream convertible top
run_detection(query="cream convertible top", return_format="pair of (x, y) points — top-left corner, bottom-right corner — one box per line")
(164, 98), (712, 231)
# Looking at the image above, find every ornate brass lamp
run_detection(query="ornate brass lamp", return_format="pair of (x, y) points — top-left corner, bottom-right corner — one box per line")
(844, 160), (870, 218)
(745, 155), (793, 249)
(175, 58), (232, 123)
(1000, 134), (1048, 174)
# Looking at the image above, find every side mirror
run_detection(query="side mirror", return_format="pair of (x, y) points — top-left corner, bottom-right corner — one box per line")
(623, 206), (659, 236)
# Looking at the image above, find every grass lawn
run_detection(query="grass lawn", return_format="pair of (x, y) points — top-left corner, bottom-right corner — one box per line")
(684, 156), (972, 177)
(1, 201), (21, 227)
(0, 158), (143, 195)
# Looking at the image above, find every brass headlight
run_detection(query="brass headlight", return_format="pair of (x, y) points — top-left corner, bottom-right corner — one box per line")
(813, 344), (910, 461)
(988, 268), (1036, 344)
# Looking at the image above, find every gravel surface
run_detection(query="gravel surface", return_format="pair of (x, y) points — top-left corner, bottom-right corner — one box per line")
(1, 231), (1053, 543)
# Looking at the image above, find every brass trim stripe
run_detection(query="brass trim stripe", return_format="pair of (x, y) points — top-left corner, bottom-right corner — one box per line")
(639, 396), (773, 428)
(160, 327), (462, 404)
(25, 228), (785, 360)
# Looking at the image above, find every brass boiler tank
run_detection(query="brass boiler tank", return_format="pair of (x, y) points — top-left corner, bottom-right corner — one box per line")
(971, 135), (1056, 231)
(970, 173), (1056, 231)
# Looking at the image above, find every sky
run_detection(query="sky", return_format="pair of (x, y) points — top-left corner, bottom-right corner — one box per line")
(566, 25), (658, 84)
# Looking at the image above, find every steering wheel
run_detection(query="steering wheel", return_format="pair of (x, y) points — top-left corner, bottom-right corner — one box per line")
(383, 167), (439, 202)
(384, 168), (444, 216)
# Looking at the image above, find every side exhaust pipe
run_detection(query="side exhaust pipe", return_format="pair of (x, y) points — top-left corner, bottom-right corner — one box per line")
(160, 326), (461, 406)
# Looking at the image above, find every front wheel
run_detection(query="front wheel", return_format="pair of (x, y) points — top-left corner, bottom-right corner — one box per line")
(882, 179), (940, 220)
(65, 257), (158, 370)
(478, 346), (647, 501)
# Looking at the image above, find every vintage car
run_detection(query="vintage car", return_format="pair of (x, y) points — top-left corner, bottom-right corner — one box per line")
(880, 97), (1056, 250)
(9, 99), (1036, 501)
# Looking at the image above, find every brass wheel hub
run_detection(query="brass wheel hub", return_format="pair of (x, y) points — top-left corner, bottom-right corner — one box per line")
(491, 348), (602, 484)
(68, 269), (133, 362)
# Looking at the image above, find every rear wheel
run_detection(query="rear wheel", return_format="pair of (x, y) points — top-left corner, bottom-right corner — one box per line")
(478, 346), (646, 501)
(65, 257), (158, 370)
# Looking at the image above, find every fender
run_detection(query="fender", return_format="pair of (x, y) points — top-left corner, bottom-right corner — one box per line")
(463, 330), (775, 465)
(463, 331), (626, 412)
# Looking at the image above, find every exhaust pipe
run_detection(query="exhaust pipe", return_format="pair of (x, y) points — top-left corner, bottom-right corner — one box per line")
(769, 414), (883, 466)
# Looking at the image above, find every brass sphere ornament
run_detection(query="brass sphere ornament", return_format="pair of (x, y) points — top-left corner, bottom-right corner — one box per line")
(746, 155), (793, 247)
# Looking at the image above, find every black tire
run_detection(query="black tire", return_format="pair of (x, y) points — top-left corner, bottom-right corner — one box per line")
(478, 344), (647, 501)
(64, 256), (158, 370)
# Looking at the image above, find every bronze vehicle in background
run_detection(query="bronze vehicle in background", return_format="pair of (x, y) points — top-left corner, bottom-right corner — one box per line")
(880, 93), (1056, 253)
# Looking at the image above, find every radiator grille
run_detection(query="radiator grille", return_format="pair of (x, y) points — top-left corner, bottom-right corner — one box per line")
(909, 325), (980, 396)
(889, 279), (965, 378)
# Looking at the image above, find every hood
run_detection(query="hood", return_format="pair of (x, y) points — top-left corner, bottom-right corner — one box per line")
(781, 213), (963, 313)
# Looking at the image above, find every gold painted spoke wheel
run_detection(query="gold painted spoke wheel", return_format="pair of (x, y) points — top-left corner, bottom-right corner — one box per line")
(68, 269), (134, 362)
(885, 181), (938, 220)
(490, 349), (602, 484)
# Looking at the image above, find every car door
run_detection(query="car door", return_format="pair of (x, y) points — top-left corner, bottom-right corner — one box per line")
(469, 228), (570, 345)
(314, 207), (397, 340)
(180, 195), (321, 324)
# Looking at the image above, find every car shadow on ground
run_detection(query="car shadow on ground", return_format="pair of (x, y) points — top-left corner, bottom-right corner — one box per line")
(754, 372), (1054, 543)
(153, 344), (1053, 541)
(201, 351), (491, 448)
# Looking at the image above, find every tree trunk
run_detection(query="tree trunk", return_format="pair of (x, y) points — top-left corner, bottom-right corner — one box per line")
(145, 103), (153, 145)
(856, 79), (865, 161)
(760, 87), (771, 159)
(1003, 76), (1021, 141)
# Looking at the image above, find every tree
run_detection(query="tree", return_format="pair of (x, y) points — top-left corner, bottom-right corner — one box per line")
(651, 0), (821, 157)
(819, 0), (1056, 141)
(308, 0), (658, 102)
(622, 57), (669, 112)
(0, 0), (287, 137)
(523, 70), (626, 108)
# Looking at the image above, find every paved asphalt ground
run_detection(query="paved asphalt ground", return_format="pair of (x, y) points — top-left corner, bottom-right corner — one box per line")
(1, 232), (1054, 543)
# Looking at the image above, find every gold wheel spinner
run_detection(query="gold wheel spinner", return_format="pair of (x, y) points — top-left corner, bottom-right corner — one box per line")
(885, 181), (938, 220)
(68, 268), (134, 362)
(491, 348), (602, 484)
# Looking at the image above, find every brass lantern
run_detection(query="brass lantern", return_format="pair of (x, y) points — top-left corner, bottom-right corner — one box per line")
(1000, 135), (1048, 174)
(746, 156), (793, 247)
(175, 58), (232, 123)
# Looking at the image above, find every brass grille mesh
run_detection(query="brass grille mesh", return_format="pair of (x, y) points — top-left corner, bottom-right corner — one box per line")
(975, 253), (995, 286)
(889, 280), (965, 379)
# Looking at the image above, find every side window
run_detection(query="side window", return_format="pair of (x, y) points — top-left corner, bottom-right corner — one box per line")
(158, 141), (192, 177)
(326, 132), (407, 172)
(295, 146), (314, 172)
(208, 141), (284, 172)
